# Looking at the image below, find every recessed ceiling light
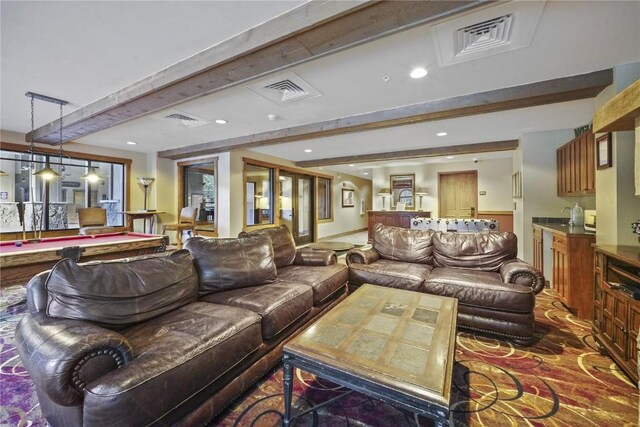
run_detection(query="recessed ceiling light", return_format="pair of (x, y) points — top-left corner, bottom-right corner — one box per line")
(382, 76), (391, 82)
(267, 114), (278, 121)
(363, 172), (369, 175)
(215, 119), (227, 124)
(410, 67), (428, 79)
(436, 132), (448, 137)
(304, 149), (312, 153)
(348, 164), (354, 167)
(126, 141), (137, 145)
(446, 156), (454, 159)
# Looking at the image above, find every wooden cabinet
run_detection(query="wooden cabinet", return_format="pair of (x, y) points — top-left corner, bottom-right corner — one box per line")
(556, 132), (595, 196)
(593, 246), (640, 384)
(532, 226), (543, 272)
(538, 227), (595, 320)
(367, 211), (430, 242)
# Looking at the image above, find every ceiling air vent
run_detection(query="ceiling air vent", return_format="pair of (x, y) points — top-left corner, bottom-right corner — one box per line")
(163, 111), (209, 128)
(246, 72), (322, 105)
(455, 14), (513, 56)
(264, 79), (308, 102)
(431, 1), (545, 67)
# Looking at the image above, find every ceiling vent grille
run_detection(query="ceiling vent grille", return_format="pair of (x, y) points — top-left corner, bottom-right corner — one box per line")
(431, 1), (545, 67)
(163, 112), (209, 128)
(455, 14), (513, 56)
(247, 72), (322, 105)
(264, 79), (308, 102)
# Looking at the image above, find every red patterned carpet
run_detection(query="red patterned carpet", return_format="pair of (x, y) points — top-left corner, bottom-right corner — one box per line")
(1, 287), (638, 426)
(212, 288), (639, 426)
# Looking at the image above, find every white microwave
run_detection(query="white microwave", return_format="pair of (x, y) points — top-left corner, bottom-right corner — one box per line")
(584, 209), (596, 232)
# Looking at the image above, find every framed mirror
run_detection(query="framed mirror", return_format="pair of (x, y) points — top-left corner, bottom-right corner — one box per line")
(390, 174), (414, 208)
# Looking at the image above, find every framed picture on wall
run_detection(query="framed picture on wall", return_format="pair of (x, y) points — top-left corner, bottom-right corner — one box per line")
(597, 133), (612, 169)
(342, 188), (355, 207)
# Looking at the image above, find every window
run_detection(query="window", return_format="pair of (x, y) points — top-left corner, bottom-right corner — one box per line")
(245, 163), (273, 226)
(0, 147), (126, 233)
(317, 177), (332, 220)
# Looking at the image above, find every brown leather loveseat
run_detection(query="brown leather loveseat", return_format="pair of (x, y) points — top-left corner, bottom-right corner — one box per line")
(15, 225), (348, 426)
(346, 223), (545, 344)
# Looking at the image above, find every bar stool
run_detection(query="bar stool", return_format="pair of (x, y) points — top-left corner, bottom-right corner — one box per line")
(162, 206), (198, 249)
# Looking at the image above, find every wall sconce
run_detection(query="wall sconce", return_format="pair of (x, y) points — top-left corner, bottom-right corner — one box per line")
(378, 187), (391, 211)
(415, 188), (428, 211)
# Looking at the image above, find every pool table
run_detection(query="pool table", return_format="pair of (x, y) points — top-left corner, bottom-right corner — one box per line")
(0, 232), (170, 288)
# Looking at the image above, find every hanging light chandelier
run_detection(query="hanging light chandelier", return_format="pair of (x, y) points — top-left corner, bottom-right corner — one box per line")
(26, 92), (68, 179)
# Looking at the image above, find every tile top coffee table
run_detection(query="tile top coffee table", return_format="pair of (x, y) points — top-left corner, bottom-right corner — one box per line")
(283, 283), (458, 426)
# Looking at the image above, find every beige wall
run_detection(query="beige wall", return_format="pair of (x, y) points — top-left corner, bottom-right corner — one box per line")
(371, 158), (514, 215)
(594, 62), (640, 246)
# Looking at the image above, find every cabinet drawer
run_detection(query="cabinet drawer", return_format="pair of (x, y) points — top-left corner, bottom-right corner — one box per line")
(533, 227), (542, 239)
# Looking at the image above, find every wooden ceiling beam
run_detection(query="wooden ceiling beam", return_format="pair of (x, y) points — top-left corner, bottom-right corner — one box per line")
(158, 69), (612, 160)
(28, 0), (490, 144)
(295, 140), (519, 167)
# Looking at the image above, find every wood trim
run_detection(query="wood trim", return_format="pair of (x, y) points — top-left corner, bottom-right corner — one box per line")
(0, 141), (132, 165)
(242, 157), (334, 179)
(593, 79), (640, 132)
(159, 70), (611, 160)
(477, 210), (513, 216)
(29, 1), (490, 144)
(297, 140), (518, 167)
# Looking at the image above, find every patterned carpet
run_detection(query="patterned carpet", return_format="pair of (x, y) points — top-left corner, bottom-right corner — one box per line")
(1, 285), (638, 426)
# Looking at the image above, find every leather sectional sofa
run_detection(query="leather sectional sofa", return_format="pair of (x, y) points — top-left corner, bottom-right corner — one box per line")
(346, 223), (545, 344)
(14, 225), (348, 426)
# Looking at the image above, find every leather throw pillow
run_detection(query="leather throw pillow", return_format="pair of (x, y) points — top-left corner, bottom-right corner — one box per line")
(185, 235), (278, 295)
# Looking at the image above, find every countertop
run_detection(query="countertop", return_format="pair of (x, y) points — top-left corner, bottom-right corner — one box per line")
(532, 222), (595, 237)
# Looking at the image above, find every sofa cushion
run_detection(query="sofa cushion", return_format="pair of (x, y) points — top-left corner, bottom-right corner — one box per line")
(199, 282), (313, 340)
(45, 250), (198, 330)
(185, 235), (278, 295)
(278, 263), (348, 305)
(239, 225), (297, 268)
(83, 302), (262, 426)
(373, 224), (434, 264)
(424, 268), (534, 313)
(432, 231), (517, 271)
(348, 259), (432, 292)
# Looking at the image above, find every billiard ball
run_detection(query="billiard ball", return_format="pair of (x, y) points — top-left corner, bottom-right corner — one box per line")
(15, 241), (23, 247)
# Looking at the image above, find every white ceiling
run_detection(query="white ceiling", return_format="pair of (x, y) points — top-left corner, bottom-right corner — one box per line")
(2, 1), (640, 179)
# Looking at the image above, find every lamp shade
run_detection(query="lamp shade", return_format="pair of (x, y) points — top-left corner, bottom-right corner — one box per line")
(82, 167), (103, 183)
(34, 166), (60, 180)
(415, 187), (428, 196)
(378, 187), (391, 196)
(137, 177), (155, 186)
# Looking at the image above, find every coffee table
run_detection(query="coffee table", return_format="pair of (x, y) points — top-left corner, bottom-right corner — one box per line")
(283, 284), (458, 426)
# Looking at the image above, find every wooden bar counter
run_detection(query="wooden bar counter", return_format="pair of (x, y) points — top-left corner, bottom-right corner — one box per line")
(367, 210), (431, 242)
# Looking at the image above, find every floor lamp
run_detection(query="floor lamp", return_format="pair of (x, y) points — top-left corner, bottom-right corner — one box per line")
(137, 177), (155, 231)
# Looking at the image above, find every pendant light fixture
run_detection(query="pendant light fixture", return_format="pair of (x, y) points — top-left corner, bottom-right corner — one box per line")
(82, 167), (103, 183)
(27, 92), (68, 180)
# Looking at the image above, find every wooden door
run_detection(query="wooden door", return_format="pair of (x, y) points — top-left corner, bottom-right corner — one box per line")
(438, 171), (478, 218)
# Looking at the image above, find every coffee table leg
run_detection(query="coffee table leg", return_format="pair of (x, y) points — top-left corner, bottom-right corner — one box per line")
(283, 355), (294, 427)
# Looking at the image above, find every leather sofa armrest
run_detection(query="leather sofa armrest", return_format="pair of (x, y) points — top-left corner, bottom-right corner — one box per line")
(294, 248), (337, 266)
(346, 246), (380, 266)
(15, 313), (134, 406)
(500, 259), (546, 294)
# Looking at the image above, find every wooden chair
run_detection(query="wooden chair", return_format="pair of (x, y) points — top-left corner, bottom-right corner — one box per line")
(162, 206), (198, 249)
(78, 207), (116, 235)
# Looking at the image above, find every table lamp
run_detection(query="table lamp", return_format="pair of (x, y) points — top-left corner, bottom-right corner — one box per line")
(378, 188), (391, 211)
(415, 188), (428, 211)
